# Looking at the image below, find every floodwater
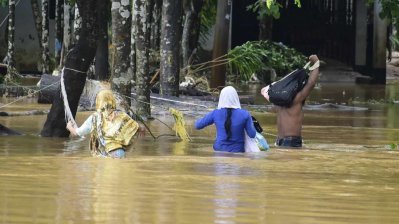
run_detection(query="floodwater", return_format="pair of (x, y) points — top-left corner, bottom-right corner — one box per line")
(1, 83), (399, 224)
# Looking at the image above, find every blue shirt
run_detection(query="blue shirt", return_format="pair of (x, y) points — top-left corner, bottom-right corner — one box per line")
(195, 108), (256, 153)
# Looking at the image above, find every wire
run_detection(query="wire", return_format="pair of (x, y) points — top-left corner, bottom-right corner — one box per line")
(127, 91), (209, 108)
(0, 0), (22, 29)
(0, 79), (61, 109)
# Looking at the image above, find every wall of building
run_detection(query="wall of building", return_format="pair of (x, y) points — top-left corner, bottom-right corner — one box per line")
(0, 1), (54, 73)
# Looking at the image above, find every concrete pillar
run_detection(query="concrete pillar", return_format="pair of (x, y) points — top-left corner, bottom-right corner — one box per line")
(372, 0), (388, 84)
(354, 0), (367, 70)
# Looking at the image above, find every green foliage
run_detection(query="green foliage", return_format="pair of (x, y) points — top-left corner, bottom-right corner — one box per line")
(66, 0), (76, 5)
(261, 41), (307, 76)
(386, 143), (398, 150)
(294, 0), (302, 8)
(248, 0), (301, 20)
(390, 35), (399, 50)
(227, 40), (307, 81)
(247, 0), (282, 19)
(199, 0), (217, 43)
(227, 41), (268, 81)
(367, 0), (399, 48)
(0, 0), (7, 7)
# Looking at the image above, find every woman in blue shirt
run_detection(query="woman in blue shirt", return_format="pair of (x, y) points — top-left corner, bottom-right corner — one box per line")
(195, 86), (257, 153)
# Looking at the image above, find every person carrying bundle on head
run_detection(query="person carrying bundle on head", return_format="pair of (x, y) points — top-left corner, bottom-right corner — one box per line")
(66, 90), (145, 158)
(261, 55), (320, 148)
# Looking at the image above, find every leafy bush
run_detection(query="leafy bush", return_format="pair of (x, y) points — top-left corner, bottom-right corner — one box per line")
(0, 0), (7, 7)
(227, 40), (307, 80)
(247, 0), (302, 20)
(367, 0), (399, 50)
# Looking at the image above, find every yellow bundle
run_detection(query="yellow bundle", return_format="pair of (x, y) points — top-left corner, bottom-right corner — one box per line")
(169, 108), (191, 142)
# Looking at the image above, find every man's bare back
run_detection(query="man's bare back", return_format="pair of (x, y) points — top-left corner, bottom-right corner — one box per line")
(276, 102), (303, 137)
(261, 55), (320, 147)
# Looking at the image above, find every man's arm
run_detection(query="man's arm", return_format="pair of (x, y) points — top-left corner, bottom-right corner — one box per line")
(294, 55), (320, 104)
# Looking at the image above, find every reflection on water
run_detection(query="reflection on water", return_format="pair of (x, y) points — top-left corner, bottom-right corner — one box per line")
(1, 83), (399, 223)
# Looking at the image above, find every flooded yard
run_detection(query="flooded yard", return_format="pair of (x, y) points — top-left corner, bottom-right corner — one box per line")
(0, 83), (399, 223)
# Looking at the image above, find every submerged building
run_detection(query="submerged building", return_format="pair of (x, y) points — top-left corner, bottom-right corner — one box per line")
(230, 0), (389, 84)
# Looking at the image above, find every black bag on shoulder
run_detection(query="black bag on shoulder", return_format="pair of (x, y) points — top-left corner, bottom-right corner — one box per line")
(251, 116), (263, 133)
(268, 68), (309, 107)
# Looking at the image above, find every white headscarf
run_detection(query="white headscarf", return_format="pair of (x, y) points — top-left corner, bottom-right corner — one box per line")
(217, 86), (241, 109)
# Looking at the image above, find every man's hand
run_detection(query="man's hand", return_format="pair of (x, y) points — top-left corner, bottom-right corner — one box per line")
(309, 55), (319, 63)
(261, 85), (270, 102)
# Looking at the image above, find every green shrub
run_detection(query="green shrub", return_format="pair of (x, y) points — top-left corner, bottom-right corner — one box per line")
(227, 40), (307, 81)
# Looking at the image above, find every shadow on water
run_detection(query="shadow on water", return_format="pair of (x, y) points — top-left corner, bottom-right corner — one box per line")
(0, 83), (399, 223)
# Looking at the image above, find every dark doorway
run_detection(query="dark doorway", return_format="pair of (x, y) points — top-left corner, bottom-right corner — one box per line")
(272, 0), (356, 65)
(231, 0), (259, 48)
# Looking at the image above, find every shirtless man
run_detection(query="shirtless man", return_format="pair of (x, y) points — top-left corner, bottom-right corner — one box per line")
(261, 55), (320, 147)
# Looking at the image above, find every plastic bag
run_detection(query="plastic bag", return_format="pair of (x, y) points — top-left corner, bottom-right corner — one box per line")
(245, 132), (270, 152)
(255, 132), (269, 151)
(244, 131), (260, 152)
(268, 68), (308, 107)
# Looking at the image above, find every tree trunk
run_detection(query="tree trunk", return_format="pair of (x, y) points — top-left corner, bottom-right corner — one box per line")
(130, 0), (137, 82)
(30, 0), (42, 50)
(190, 0), (203, 51)
(60, 2), (73, 67)
(259, 16), (273, 40)
(150, 0), (162, 51)
(37, 74), (61, 104)
(134, 0), (153, 117)
(182, 0), (192, 69)
(210, 0), (231, 89)
(55, 0), (64, 66)
(111, 0), (132, 101)
(6, 0), (15, 68)
(41, 0), (50, 74)
(148, 0), (162, 80)
(2, 18), (7, 61)
(94, 0), (109, 80)
(41, 0), (99, 137)
(182, 0), (203, 69)
(72, 5), (82, 46)
(160, 0), (182, 97)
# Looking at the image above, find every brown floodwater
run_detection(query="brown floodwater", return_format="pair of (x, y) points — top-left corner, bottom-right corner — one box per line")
(1, 83), (399, 223)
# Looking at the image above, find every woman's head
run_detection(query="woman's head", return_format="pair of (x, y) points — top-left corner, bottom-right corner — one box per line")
(95, 90), (116, 113)
(218, 86), (241, 141)
(217, 86), (241, 109)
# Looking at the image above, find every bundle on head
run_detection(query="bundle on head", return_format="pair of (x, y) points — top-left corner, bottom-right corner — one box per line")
(96, 90), (116, 112)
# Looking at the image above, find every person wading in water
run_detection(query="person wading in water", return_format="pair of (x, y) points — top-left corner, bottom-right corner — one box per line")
(66, 90), (145, 158)
(261, 55), (320, 148)
(194, 86), (257, 153)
